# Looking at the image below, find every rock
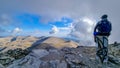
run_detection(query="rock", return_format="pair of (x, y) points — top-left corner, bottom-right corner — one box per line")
(0, 64), (5, 68)
(7, 54), (42, 68)
(109, 43), (120, 57)
(7, 51), (65, 68)
(39, 61), (50, 68)
(108, 43), (120, 67)
(0, 56), (14, 66)
(7, 49), (50, 68)
(64, 54), (88, 68)
(108, 55), (120, 65)
(40, 60), (67, 68)
(49, 60), (60, 68)
(61, 47), (74, 54)
(32, 49), (49, 58)
(7, 48), (29, 59)
(0, 47), (7, 52)
(0, 48), (30, 67)
(63, 47), (99, 68)
(58, 61), (67, 68)
(49, 49), (58, 53)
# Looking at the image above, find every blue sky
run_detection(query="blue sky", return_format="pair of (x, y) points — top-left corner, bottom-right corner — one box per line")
(1, 12), (73, 37)
(15, 13), (50, 31)
(16, 13), (73, 35)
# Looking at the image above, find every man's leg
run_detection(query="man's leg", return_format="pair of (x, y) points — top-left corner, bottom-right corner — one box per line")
(102, 36), (108, 68)
(96, 36), (108, 63)
(95, 36), (101, 63)
(102, 36), (108, 62)
(95, 36), (109, 68)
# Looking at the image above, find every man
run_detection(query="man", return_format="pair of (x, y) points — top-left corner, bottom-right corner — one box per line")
(93, 14), (112, 64)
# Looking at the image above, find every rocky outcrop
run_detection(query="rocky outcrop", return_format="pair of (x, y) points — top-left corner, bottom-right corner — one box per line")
(6, 48), (30, 59)
(108, 42), (120, 57)
(108, 42), (120, 67)
(0, 48), (29, 67)
(6, 46), (97, 68)
(6, 43), (120, 68)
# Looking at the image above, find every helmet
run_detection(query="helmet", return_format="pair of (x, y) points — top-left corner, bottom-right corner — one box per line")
(101, 14), (108, 19)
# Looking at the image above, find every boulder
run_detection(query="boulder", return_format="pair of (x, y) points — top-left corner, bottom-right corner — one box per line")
(32, 49), (49, 58)
(0, 64), (5, 68)
(7, 48), (29, 59)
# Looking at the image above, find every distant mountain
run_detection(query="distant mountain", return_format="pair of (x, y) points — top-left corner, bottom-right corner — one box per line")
(0, 36), (39, 52)
(42, 36), (79, 48)
(0, 36), (79, 52)
(28, 36), (79, 50)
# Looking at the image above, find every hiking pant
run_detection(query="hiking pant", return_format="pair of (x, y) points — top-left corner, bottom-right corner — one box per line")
(95, 36), (108, 63)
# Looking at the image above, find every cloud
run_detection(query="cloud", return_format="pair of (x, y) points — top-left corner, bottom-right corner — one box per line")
(0, 0), (93, 23)
(12, 27), (23, 35)
(49, 25), (59, 34)
(0, 14), (12, 26)
(69, 17), (96, 46)
(29, 30), (41, 36)
(0, 13), (22, 28)
(0, 13), (26, 36)
(58, 27), (70, 30)
(49, 23), (73, 34)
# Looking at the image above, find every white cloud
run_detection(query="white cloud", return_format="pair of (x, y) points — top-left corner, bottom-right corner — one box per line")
(29, 30), (41, 36)
(49, 23), (73, 35)
(12, 27), (23, 36)
(69, 17), (96, 46)
(58, 27), (70, 30)
(49, 25), (59, 34)
(0, 14), (23, 36)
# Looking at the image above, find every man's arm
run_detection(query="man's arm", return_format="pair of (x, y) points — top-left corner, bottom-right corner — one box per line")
(94, 22), (99, 42)
(94, 22), (99, 32)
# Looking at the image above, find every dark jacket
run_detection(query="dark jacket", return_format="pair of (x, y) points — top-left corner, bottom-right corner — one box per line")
(94, 19), (112, 36)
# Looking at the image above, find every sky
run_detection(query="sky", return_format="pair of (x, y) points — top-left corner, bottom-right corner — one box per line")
(0, 0), (120, 45)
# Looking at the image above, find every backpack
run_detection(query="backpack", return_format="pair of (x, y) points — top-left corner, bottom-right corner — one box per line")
(98, 20), (111, 33)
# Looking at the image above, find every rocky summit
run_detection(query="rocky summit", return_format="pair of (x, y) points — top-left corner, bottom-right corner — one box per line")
(0, 36), (120, 68)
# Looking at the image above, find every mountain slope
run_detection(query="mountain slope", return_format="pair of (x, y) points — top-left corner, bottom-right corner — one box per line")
(42, 37), (79, 48)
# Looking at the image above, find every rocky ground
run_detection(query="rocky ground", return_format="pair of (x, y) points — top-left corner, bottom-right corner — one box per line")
(0, 36), (120, 68)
